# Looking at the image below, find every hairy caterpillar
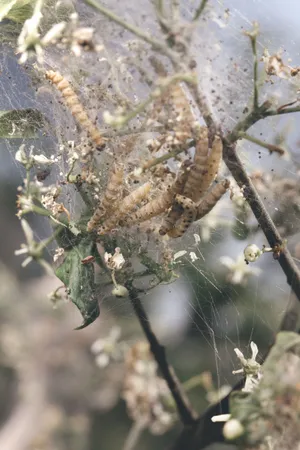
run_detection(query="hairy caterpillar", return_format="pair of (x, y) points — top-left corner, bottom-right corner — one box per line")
(124, 163), (191, 226)
(87, 166), (124, 231)
(196, 179), (230, 221)
(45, 70), (105, 149)
(167, 195), (197, 238)
(183, 127), (209, 200)
(195, 135), (223, 202)
(98, 182), (151, 234)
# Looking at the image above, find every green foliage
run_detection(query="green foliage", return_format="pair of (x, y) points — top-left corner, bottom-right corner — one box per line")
(55, 235), (100, 329)
(0, 109), (45, 138)
(0, 0), (35, 23)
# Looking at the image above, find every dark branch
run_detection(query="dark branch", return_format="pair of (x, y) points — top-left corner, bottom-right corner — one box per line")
(125, 280), (197, 426)
(222, 140), (300, 301)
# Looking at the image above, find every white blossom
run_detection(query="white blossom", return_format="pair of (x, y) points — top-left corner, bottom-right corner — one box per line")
(233, 341), (262, 392)
(220, 253), (261, 285)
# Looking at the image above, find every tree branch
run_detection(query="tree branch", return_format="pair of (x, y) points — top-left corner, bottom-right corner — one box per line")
(125, 280), (197, 426)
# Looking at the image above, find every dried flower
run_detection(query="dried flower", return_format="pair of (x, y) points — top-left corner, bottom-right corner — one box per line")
(122, 341), (176, 435)
(104, 247), (125, 270)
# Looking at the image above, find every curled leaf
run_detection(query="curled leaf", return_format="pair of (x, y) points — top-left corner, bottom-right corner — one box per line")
(55, 237), (100, 329)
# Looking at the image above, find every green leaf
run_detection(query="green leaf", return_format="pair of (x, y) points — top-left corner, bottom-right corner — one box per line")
(0, 0), (35, 23)
(55, 237), (100, 329)
(0, 109), (45, 138)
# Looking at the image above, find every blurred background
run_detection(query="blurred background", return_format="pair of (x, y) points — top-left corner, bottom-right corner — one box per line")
(0, 0), (300, 449)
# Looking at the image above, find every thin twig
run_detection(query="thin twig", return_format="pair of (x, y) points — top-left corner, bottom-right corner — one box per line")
(193, 0), (209, 21)
(245, 23), (259, 110)
(85, 0), (180, 63)
(123, 420), (146, 450)
(238, 132), (285, 156)
(125, 280), (197, 426)
(142, 146), (188, 171)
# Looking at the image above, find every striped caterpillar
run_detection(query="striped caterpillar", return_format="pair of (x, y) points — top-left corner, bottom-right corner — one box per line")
(124, 162), (191, 227)
(166, 180), (230, 239)
(183, 127), (209, 200)
(98, 182), (151, 235)
(167, 195), (197, 239)
(195, 135), (223, 202)
(87, 166), (124, 231)
(45, 70), (105, 150)
(196, 179), (230, 221)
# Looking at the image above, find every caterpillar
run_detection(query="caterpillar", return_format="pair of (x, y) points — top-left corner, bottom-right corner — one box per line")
(194, 135), (223, 202)
(123, 188), (174, 226)
(87, 165), (124, 231)
(167, 195), (197, 238)
(45, 70), (105, 150)
(98, 182), (151, 234)
(169, 83), (196, 124)
(196, 179), (230, 221)
(159, 161), (192, 235)
(124, 162), (191, 227)
(183, 127), (209, 200)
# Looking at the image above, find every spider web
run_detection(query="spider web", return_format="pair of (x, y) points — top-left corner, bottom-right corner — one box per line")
(1, 0), (300, 433)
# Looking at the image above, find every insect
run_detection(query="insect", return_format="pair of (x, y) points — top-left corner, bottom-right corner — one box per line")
(183, 127), (209, 200)
(124, 162), (191, 227)
(196, 179), (230, 221)
(45, 70), (105, 150)
(167, 195), (197, 238)
(98, 182), (151, 234)
(87, 165), (124, 231)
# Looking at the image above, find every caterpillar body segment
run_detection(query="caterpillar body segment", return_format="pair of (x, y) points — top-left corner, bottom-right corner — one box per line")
(100, 166), (124, 215)
(159, 202), (183, 235)
(196, 179), (230, 221)
(45, 70), (105, 149)
(167, 195), (197, 238)
(87, 166), (124, 231)
(183, 127), (209, 200)
(124, 162), (192, 227)
(98, 182), (151, 234)
(124, 189), (174, 226)
(170, 84), (195, 123)
(195, 135), (223, 202)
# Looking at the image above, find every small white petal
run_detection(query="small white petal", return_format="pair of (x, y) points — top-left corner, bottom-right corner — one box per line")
(211, 414), (231, 423)
(174, 250), (187, 260)
(250, 341), (259, 360)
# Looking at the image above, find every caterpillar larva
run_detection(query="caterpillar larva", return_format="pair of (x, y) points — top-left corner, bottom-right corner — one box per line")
(194, 135), (223, 202)
(167, 195), (197, 239)
(169, 84), (196, 124)
(45, 70), (105, 149)
(123, 188), (174, 226)
(125, 162), (191, 227)
(98, 182), (151, 234)
(183, 127), (209, 200)
(196, 179), (230, 221)
(159, 161), (192, 235)
(87, 166), (124, 231)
